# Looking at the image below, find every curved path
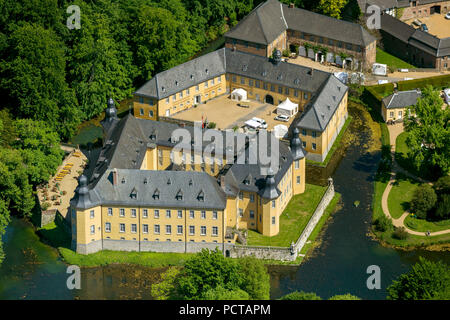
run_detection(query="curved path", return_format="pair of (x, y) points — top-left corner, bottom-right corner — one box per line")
(380, 123), (450, 236)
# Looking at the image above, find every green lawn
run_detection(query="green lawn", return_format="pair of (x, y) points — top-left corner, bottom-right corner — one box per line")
(387, 174), (421, 219)
(306, 116), (352, 167)
(59, 248), (193, 268)
(376, 48), (416, 70)
(247, 184), (328, 247)
(404, 215), (450, 233)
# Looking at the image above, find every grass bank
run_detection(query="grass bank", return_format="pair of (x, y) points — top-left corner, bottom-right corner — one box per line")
(376, 48), (416, 70)
(59, 248), (193, 268)
(247, 184), (328, 247)
(387, 174), (421, 219)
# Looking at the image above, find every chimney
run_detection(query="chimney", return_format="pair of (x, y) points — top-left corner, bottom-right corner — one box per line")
(112, 169), (118, 186)
(289, 3), (295, 8)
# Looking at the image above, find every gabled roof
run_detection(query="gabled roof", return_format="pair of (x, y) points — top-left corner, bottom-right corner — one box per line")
(382, 90), (421, 109)
(134, 49), (226, 99)
(73, 169), (227, 210)
(380, 13), (415, 43)
(225, 0), (287, 45)
(282, 4), (376, 47)
(296, 75), (348, 132)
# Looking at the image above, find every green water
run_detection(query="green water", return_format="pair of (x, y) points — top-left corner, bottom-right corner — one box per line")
(70, 125), (103, 146)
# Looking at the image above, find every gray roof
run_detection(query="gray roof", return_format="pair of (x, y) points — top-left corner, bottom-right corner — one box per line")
(282, 4), (376, 47)
(296, 75), (348, 131)
(224, 138), (296, 198)
(72, 169), (226, 210)
(225, 0), (287, 45)
(134, 49), (226, 100)
(225, 0), (375, 47)
(381, 13), (450, 57)
(89, 113), (251, 188)
(382, 90), (421, 109)
(225, 48), (331, 93)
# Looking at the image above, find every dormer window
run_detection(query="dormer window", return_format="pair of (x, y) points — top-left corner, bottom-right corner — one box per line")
(189, 179), (193, 186)
(197, 190), (205, 202)
(153, 189), (160, 200)
(242, 65), (248, 71)
(262, 70), (267, 77)
(190, 74), (194, 80)
(143, 178), (148, 184)
(205, 69), (209, 74)
(176, 189), (183, 201)
(294, 78), (300, 85)
(175, 81), (179, 86)
(121, 177), (126, 184)
(161, 86), (166, 92)
(277, 74), (283, 80)
(130, 188), (138, 199)
(167, 178), (172, 185)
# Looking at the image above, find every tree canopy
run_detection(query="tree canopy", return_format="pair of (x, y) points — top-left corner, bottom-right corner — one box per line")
(387, 257), (450, 300)
(404, 86), (450, 178)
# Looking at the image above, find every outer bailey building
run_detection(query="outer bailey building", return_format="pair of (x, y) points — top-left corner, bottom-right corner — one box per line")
(70, 100), (307, 254)
(224, 0), (377, 71)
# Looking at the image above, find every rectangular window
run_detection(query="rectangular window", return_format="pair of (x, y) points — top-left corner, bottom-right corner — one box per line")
(189, 210), (195, 219)
(232, 75), (237, 83)
(177, 225), (183, 234)
(154, 210), (160, 219)
(239, 192), (243, 200)
(201, 226), (206, 236)
(240, 77), (245, 84)
(249, 79), (254, 86)
(143, 209), (148, 218)
(107, 208), (113, 216)
(105, 222), (111, 233)
(295, 160), (299, 169)
(90, 210), (95, 219)
(166, 210), (171, 218)
(272, 217), (276, 225)
(312, 131), (317, 138)
(120, 223), (125, 233)
(131, 224), (137, 233)
(212, 227), (218, 236)
(201, 211), (206, 219)
(178, 210), (182, 219)
(131, 209), (136, 218)
(120, 208), (125, 217)
(218, 76), (221, 83)
(255, 80), (260, 88)
(143, 224), (148, 234)
(149, 110), (154, 118)
(302, 129), (306, 136)
(166, 98), (169, 104)
(304, 93), (308, 100)
(278, 86), (283, 94)
(90, 225), (95, 235)
(250, 210), (255, 219)
(328, 39), (333, 46)
(302, 141), (306, 148)
(272, 200), (276, 208)
(189, 226), (195, 235)
(154, 224), (160, 234)
(139, 97), (144, 104)
(312, 143), (317, 150)
(213, 211), (218, 220)
(270, 84), (275, 92)
(166, 225), (171, 235)
(285, 87), (289, 95)
(250, 194), (255, 202)
(294, 90), (298, 97)
(297, 176), (301, 184)
(239, 208), (244, 217)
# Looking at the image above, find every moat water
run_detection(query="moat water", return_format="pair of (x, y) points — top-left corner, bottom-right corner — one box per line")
(0, 105), (449, 300)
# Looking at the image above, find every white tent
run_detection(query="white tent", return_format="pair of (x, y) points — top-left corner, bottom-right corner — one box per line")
(276, 98), (298, 117)
(231, 88), (247, 101)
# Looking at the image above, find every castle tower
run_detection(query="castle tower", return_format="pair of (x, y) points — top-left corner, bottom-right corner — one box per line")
(100, 97), (119, 140)
(291, 127), (306, 195)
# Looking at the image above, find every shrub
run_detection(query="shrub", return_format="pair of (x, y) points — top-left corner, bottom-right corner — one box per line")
(282, 49), (290, 57)
(435, 194), (450, 220)
(374, 215), (393, 232)
(207, 122), (216, 129)
(397, 74), (450, 91)
(41, 202), (51, 211)
(410, 185), (437, 219)
(434, 176), (450, 195)
(392, 227), (408, 240)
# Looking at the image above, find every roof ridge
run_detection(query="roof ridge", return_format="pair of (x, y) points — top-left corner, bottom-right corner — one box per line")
(255, 5), (269, 44)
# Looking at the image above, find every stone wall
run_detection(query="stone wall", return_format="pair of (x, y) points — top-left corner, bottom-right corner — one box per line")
(400, 1), (450, 21)
(41, 209), (57, 227)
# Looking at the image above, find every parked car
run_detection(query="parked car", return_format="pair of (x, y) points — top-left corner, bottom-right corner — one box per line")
(443, 88), (450, 105)
(445, 12), (450, 20)
(275, 114), (290, 122)
(420, 24), (428, 32)
(251, 117), (268, 129)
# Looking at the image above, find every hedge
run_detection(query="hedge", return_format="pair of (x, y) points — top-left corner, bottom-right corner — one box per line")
(397, 74), (450, 91)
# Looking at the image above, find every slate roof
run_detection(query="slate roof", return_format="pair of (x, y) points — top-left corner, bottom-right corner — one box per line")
(225, 0), (375, 47)
(296, 75), (348, 132)
(224, 49), (331, 93)
(282, 4), (376, 47)
(382, 90), (421, 109)
(72, 169), (227, 210)
(225, 0), (287, 45)
(134, 49), (226, 100)
(380, 13), (450, 57)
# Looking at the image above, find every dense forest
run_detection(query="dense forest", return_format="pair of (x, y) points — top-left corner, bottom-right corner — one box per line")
(0, 0), (356, 263)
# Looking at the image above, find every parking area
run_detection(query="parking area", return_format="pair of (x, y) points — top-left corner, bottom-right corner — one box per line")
(404, 13), (450, 38)
(170, 94), (297, 132)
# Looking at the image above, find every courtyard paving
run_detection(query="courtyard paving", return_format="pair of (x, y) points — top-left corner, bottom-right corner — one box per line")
(404, 13), (450, 39)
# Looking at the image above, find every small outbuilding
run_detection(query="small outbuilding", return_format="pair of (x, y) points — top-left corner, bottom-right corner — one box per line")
(276, 98), (298, 117)
(231, 88), (248, 102)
